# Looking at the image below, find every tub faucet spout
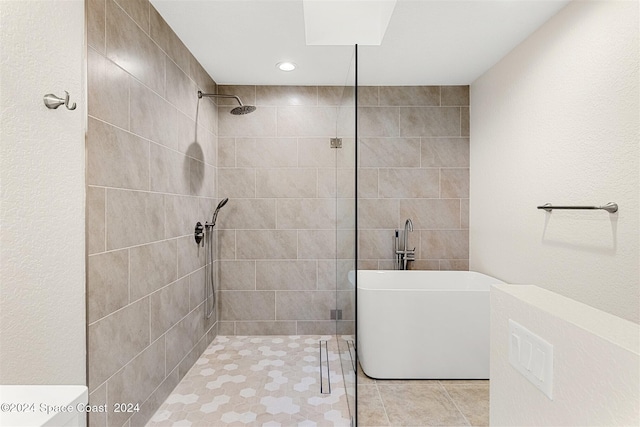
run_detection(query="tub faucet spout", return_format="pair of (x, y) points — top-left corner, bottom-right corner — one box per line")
(402, 219), (415, 270)
(404, 218), (413, 249)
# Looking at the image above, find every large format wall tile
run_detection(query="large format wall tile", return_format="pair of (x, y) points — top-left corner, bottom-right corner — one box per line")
(421, 138), (469, 167)
(298, 138), (336, 168)
(256, 261), (317, 290)
(219, 291), (276, 321)
(276, 199), (336, 229)
(188, 267), (206, 309)
(130, 239), (178, 300)
(106, 0), (164, 94)
(130, 79), (177, 148)
(275, 291), (336, 321)
(87, 250), (129, 323)
(441, 86), (470, 106)
(399, 199), (462, 229)
(149, 7), (191, 73)
(360, 137), (421, 167)
(217, 168), (256, 198)
(234, 321), (297, 335)
(236, 230), (297, 259)
(218, 199), (276, 230)
(106, 189), (164, 250)
(164, 195), (201, 239)
(256, 86), (319, 106)
(87, 0), (105, 53)
(166, 59), (197, 120)
(277, 106), (337, 137)
(318, 86), (348, 106)
(378, 168), (440, 198)
(106, 337), (165, 427)
(88, 48), (129, 128)
(256, 169), (317, 198)
(298, 230), (336, 260)
(177, 235), (205, 279)
(358, 107), (400, 137)
(165, 304), (211, 374)
(441, 168), (470, 198)
(379, 86), (440, 106)
(420, 230), (469, 259)
(87, 187), (106, 255)
(87, 118), (149, 190)
(114, 0), (149, 33)
(400, 107), (461, 137)
(150, 277), (190, 340)
(358, 199), (399, 229)
(356, 86), (470, 271)
(220, 261), (256, 290)
(87, 2), (219, 424)
(149, 143), (191, 195)
(88, 297), (150, 391)
(236, 138), (298, 168)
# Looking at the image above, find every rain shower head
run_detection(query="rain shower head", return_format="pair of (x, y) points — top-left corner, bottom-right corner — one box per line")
(197, 91), (256, 115)
(231, 105), (257, 115)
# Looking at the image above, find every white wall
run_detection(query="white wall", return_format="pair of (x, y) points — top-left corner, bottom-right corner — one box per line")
(490, 285), (639, 426)
(0, 0), (86, 384)
(470, 0), (639, 323)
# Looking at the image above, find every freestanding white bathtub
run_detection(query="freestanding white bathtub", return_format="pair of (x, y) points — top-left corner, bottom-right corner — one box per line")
(357, 270), (504, 379)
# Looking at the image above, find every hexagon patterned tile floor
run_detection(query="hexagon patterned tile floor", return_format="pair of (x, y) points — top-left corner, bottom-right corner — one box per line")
(147, 335), (352, 427)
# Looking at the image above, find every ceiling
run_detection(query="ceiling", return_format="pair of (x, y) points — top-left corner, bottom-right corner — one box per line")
(150, 0), (570, 86)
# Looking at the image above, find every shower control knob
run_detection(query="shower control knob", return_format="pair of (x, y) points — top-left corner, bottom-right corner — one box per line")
(194, 222), (204, 245)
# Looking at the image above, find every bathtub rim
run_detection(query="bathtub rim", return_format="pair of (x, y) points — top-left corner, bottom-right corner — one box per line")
(355, 269), (505, 291)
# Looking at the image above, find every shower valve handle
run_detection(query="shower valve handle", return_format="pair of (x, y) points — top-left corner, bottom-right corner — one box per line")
(194, 222), (204, 246)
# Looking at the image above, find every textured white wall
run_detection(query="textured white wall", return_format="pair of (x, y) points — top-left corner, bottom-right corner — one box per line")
(0, 1), (86, 384)
(470, 0), (639, 323)
(490, 285), (639, 426)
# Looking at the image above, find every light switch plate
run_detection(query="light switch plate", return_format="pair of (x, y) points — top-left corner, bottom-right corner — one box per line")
(508, 319), (554, 399)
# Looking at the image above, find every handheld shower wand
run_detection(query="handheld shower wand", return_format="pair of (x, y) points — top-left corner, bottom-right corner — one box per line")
(208, 197), (229, 228)
(204, 197), (229, 319)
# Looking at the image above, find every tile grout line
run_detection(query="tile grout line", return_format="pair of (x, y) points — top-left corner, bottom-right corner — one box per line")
(375, 382), (392, 426)
(438, 381), (473, 427)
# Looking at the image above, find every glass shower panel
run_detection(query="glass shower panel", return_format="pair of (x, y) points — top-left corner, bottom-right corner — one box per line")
(335, 45), (357, 427)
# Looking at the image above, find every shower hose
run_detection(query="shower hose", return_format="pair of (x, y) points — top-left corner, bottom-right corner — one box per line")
(204, 225), (216, 319)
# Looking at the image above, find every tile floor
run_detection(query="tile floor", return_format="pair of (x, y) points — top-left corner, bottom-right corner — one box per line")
(356, 366), (489, 427)
(147, 335), (354, 427)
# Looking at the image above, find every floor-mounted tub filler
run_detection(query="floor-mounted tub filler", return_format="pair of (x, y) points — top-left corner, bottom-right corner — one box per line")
(357, 270), (504, 379)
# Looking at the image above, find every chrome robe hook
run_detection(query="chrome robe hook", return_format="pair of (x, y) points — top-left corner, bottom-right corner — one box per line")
(43, 91), (76, 110)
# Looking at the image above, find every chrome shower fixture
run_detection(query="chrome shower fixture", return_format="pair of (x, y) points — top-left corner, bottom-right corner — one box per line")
(209, 197), (229, 227)
(197, 90), (257, 115)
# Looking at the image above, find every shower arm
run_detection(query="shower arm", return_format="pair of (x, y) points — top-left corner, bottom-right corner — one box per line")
(197, 91), (245, 106)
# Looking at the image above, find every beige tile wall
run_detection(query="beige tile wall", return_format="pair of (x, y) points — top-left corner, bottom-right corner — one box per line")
(217, 85), (356, 336)
(86, 1), (218, 426)
(358, 86), (470, 270)
(215, 85), (468, 334)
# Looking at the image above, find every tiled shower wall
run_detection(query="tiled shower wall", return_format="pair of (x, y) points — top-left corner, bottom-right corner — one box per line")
(86, 0), (219, 425)
(216, 85), (356, 336)
(214, 85), (469, 334)
(358, 86), (470, 270)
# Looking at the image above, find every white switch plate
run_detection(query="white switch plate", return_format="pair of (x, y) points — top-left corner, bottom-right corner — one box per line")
(508, 319), (554, 399)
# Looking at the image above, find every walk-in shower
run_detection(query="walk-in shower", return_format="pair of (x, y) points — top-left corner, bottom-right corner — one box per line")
(197, 90), (257, 115)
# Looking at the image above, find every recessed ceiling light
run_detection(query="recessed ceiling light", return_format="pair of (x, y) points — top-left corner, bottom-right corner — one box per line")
(277, 62), (296, 72)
